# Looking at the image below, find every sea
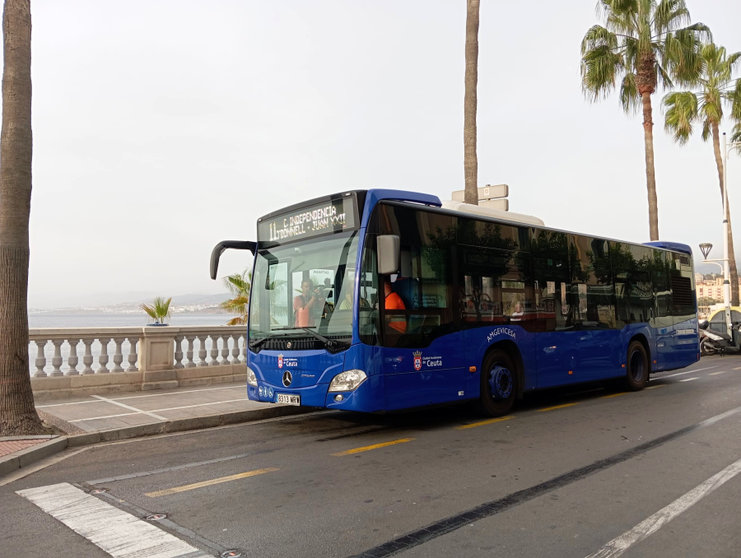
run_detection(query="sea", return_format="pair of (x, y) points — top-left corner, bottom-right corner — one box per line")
(28, 311), (237, 329)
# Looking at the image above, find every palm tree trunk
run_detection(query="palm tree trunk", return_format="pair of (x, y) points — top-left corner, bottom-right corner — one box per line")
(463, 0), (479, 205)
(0, 0), (44, 435)
(641, 91), (659, 241)
(711, 123), (740, 306)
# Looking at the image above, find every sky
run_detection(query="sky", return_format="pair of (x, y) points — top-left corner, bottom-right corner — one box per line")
(12, 0), (741, 308)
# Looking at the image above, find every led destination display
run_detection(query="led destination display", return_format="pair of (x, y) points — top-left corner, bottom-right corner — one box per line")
(257, 195), (357, 243)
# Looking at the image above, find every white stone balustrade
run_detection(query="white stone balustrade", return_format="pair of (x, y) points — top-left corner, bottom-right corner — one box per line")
(29, 325), (247, 400)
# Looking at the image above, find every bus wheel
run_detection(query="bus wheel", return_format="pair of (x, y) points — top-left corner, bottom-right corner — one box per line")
(480, 350), (518, 416)
(625, 341), (649, 391)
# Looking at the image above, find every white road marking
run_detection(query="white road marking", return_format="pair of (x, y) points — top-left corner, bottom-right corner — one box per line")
(662, 367), (713, 379)
(17, 482), (210, 557)
(709, 371), (727, 376)
(92, 395), (168, 421)
(68, 399), (247, 423)
(586, 457), (741, 558)
(37, 385), (243, 408)
(679, 377), (699, 383)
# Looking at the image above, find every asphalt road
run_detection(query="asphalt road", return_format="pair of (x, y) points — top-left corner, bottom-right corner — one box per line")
(3, 356), (741, 558)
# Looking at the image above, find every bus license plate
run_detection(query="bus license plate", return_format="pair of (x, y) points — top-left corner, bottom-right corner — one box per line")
(277, 393), (300, 406)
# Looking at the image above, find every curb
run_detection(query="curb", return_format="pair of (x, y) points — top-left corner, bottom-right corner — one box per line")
(0, 436), (69, 477)
(1, 405), (315, 479)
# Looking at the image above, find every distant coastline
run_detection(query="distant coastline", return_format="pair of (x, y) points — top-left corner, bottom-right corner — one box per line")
(28, 310), (234, 329)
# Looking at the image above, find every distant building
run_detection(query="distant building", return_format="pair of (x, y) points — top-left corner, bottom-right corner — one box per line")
(695, 274), (741, 316)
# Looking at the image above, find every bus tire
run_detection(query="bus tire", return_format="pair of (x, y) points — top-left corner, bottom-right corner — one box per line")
(480, 349), (518, 417)
(625, 340), (649, 391)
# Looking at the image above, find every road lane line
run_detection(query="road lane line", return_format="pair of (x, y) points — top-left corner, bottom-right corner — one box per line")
(663, 367), (713, 379)
(145, 467), (279, 497)
(709, 371), (727, 376)
(17, 482), (210, 557)
(600, 393), (627, 399)
(679, 378), (699, 383)
(92, 395), (168, 421)
(645, 385), (666, 390)
(353, 405), (741, 558)
(586, 457), (741, 558)
(456, 416), (513, 430)
(538, 402), (578, 412)
(332, 438), (414, 456)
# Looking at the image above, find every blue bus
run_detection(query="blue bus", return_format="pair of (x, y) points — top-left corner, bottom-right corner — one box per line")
(211, 189), (699, 416)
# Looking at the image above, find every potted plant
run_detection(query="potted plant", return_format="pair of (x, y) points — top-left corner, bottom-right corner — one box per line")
(141, 296), (172, 326)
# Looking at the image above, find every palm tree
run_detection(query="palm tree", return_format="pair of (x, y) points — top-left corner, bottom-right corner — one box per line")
(221, 270), (251, 326)
(141, 296), (173, 325)
(463, 0), (479, 205)
(580, 0), (710, 241)
(0, 0), (45, 435)
(663, 43), (741, 305)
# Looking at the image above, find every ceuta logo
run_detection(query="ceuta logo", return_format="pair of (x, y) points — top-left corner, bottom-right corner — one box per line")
(413, 350), (422, 371)
(278, 354), (284, 369)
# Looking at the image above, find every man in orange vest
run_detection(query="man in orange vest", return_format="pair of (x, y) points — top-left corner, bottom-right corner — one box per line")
(384, 280), (407, 334)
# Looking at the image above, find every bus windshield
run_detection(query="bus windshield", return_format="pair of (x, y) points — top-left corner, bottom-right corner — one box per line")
(249, 231), (359, 348)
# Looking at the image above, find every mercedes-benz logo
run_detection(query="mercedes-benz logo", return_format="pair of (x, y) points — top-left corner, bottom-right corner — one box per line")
(282, 371), (293, 387)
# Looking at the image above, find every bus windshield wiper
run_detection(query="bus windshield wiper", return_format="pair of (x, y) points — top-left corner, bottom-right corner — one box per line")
(248, 336), (270, 351)
(301, 328), (349, 351)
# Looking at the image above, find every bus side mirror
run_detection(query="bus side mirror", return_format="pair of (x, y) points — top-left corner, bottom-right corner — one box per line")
(210, 240), (257, 280)
(377, 235), (400, 275)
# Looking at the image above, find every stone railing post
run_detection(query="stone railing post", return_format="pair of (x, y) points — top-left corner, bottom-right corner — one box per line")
(139, 326), (179, 390)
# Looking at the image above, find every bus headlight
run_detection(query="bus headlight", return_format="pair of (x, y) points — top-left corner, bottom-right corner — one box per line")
(328, 369), (367, 392)
(247, 366), (258, 387)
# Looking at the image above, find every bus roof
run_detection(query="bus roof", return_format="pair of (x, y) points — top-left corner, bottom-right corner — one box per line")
(440, 200), (545, 226)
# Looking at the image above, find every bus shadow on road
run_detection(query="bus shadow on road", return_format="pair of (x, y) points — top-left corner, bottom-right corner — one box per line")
(310, 380), (637, 435)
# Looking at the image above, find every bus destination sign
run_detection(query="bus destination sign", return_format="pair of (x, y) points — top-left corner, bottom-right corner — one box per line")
(258, 196), (357, 243)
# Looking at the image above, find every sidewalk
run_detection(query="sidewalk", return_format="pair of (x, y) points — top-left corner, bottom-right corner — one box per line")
(0, 382), (312, 478)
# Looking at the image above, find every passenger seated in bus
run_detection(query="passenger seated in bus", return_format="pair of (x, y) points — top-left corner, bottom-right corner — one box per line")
(338, 280), (354, 310)
(384, 280), (407, 333)
(294, 279), (323, 327)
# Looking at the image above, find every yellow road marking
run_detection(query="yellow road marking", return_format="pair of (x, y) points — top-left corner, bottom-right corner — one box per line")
(455, 415), (514, 430)
(601, 392), (627, 399)
(646, 384), (666, 390)
(145, 467), (279, 498)
(332, 438), (414, 456)
(537, 402), (578, 412)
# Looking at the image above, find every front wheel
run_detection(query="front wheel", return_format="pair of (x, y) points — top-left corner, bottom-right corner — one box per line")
(700, 337), (717, 356)
(625, 340), (649, 391)
(479, 349), (518, 417)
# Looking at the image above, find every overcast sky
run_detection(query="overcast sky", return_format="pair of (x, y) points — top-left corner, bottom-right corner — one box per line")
(16, 0), (741, 308)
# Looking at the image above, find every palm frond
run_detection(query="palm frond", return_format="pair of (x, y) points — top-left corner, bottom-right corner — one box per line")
(140, 296), (172, 324)
(581, 43), (624, 101)
(731, 123), (741, 147)
(221, 269), (251, 325)
(619, 73), (640, 112)
(663, 91), (698, 144)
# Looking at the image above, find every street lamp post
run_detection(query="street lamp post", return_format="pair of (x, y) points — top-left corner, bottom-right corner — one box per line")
(699, 242), (730, 335)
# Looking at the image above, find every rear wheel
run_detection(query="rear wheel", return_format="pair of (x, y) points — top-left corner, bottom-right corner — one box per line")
(480, 349), (518, 416)
(625, 340), (649, 391)
(700, 337), (716, 356)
